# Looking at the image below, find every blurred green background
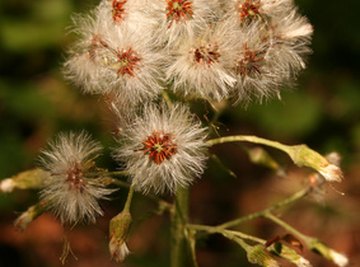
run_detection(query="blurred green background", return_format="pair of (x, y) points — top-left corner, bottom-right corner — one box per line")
(0, 0), (359, 266)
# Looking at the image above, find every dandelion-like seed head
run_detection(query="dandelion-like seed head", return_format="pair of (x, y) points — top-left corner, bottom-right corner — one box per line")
(166, 0), (194, 25)
(166, 20), (238, 101)
(64, 10), (164, 102)
(115, 103), (208, 194)
(39, 132), (113, 225)
(228, 4), (312, 103)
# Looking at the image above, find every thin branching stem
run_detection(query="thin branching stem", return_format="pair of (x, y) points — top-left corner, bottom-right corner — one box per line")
(187, 224), (265, 244)
(123, 186), (135, 212)
(263, 212), (311, 242)
(216, 187), (311, 230)
(107, 170), (129, 177)
(207, 135), (291, 153)
(109, 178), (173, 212)
(109, 178), (130, 188)
(162, 89), (174, 108)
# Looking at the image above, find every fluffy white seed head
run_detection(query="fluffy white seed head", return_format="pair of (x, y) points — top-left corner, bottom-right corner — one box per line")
(166, 21), (238, 101)
(267, 8), (313, 76)
(39, 132), (113, 225)
(115, 103), (208, 194)
(230, 21), (284, 102)
(228, 6), (312, 102)
(64, 7), (164, 103)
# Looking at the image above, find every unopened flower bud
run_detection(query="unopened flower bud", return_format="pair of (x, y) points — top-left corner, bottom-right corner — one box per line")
(247, 244), (280, 267)
(109, 210), (132, 263)
(248, 147), (280, 171)
(270, 243), (312, 267)
(289, 145), (343, 182)
(1, 169), (48, 193)
(308, 240), (348, 267)
(14, 201), (45, 230)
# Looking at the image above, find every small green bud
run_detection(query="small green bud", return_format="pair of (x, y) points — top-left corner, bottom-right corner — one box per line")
(14, 201), (45, 230)
(248, 147), (280, 171)
(246, 244), (280, 267)
(289, 145), (343, 182)
(269, 243), (312, 267)
(1, 169), (49, 193)
(109, 210), (132, 263)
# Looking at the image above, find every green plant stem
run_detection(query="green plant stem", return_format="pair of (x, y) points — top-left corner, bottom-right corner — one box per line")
(208, 101), (228, 136)
(207, 135), (337, 181)
(162, 90), (174, 108)
(109, 178), (130, 188)
(170, 186), (189, 267)
(107, 170), (128, 177)
(216, 187), (311, 230)
(187, 224), (265, 244)
(263, 212), (310, 242)
(123, 186), (135, 212)
(207, 135), (291, 152)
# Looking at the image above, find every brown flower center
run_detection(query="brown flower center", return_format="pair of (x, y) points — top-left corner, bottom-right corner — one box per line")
(115, 48), (141, 76)
(193, 43), (221, 65)
(235, 45), (264, 76)
(237, 0), (261, 20)
(141, 131), (177, 164)
(166, 0), (193, 27)
(112, 0), (127, 23)
(66, 164), (85, 192)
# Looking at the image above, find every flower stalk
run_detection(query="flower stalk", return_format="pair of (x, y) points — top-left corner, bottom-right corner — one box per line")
(109, 186), (135, 263)
(170, 186), (190, 267)
(216, 187), (310, 230)
(207, 135), (343, 182)
(264, 213), (349, 267)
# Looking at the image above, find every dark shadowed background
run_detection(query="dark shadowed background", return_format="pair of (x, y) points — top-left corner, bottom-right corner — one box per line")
(0, 0), (359, 266)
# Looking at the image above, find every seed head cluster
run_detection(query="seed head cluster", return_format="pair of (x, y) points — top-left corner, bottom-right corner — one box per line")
(40, 0), (314, 225)
(14, 2), (347, 266)
(39, 132), (113, 225)
(64, 0), (312, 103)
